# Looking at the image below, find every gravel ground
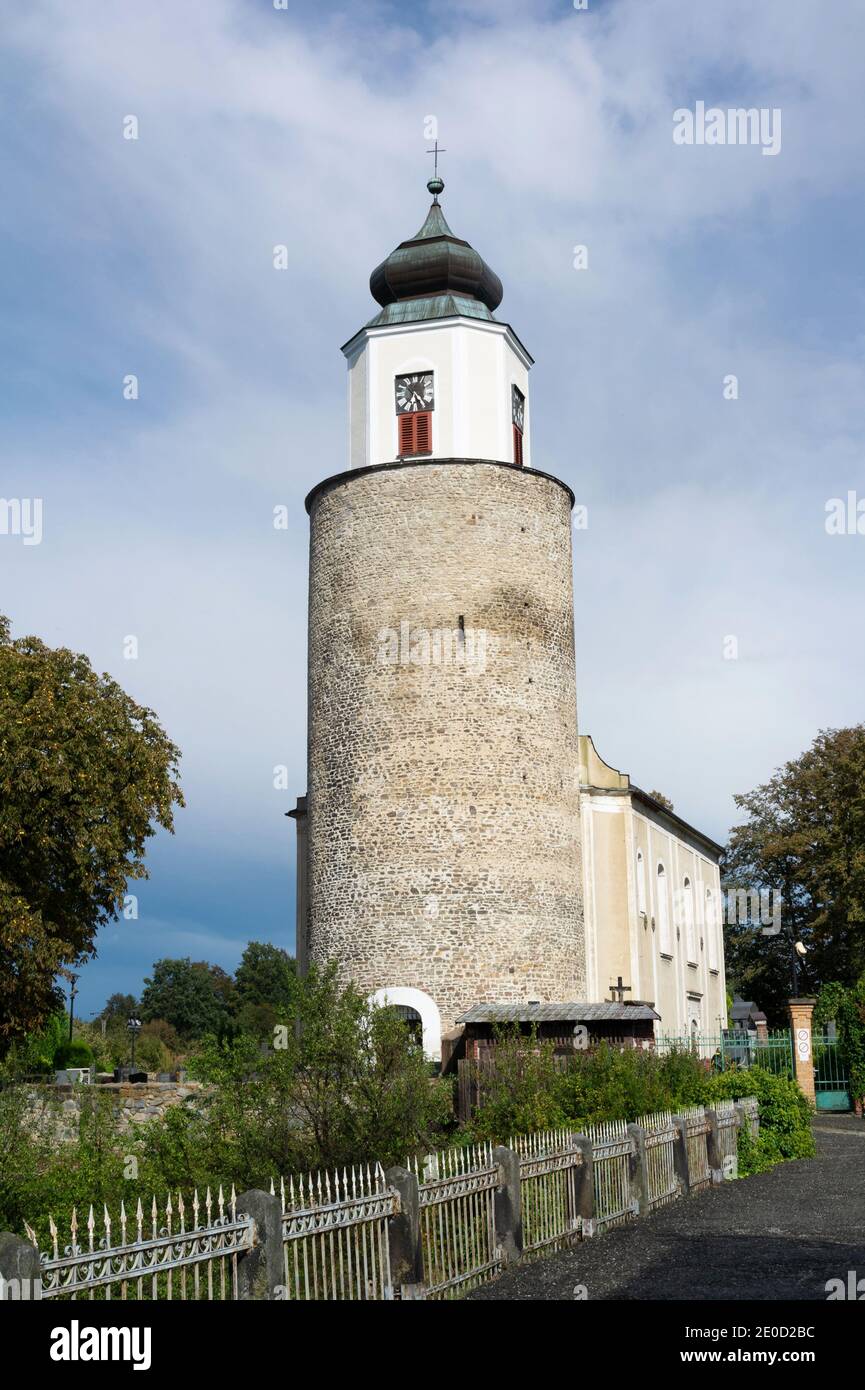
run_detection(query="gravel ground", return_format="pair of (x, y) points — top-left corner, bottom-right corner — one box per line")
(467, 1114), (865, 1301)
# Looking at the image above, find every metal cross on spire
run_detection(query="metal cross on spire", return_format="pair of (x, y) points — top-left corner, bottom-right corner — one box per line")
(426, 140), (447, 178)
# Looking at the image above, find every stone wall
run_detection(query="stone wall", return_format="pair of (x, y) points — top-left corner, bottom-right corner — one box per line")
(25, 1081), (205, 1144)
(305, 457), (585, 1042)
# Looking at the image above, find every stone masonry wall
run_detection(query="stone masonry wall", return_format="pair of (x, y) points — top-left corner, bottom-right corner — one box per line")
(24, 1082), (206, 1145)
(306, 458), (585, 1036)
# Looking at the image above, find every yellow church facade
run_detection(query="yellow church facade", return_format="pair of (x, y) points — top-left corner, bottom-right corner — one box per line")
(579, 735), (728, 1038)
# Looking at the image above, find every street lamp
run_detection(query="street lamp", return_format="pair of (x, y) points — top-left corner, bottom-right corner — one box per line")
(126, 1017), (142, 1071)
(67, 974), (79, 1042)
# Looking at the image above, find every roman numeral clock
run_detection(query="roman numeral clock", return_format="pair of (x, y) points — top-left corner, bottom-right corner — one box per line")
(395, 372), (434, 456)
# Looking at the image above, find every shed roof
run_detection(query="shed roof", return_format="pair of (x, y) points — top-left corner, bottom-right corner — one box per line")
(456, 1002), (660, 1024)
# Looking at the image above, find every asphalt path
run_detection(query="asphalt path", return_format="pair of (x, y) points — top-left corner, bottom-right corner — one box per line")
(468, 1114), (865, 1300)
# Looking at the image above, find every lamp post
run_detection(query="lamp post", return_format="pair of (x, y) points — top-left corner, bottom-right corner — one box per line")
(127, 1017), (142, 1071)
(67, 974), (79, 1042)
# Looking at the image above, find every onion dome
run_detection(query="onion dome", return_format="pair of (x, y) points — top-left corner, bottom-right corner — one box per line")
(367, 178), (503, 328)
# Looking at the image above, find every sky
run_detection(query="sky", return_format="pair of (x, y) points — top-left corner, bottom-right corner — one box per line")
(2, 0), (864, 1017)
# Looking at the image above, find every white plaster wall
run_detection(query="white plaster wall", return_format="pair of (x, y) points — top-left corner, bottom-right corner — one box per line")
(344, 318), (531, 470)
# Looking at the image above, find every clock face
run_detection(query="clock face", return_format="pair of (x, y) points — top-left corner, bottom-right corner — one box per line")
(512, 385), (525, 430)
(395, 372), (434, 414)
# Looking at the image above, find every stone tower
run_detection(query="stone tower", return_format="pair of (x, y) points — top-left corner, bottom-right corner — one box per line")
(293, 176), (584, 1057)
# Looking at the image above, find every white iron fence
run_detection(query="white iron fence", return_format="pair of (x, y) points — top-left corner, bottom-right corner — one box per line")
(273, 1164), (396, 1301)
(14, 1102), (758, 1303)
(25, 1187), (248, 1301)
(510, 1128), (583, 1257)
(409, 1142), (501, 1298)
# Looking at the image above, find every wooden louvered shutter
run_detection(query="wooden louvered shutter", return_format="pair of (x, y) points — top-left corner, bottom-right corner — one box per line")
(399, 414), (415, 456)
(513, 424), (523, 467)
(415, 412), (431, 454)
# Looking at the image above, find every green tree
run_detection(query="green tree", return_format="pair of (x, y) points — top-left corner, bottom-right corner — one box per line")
(100, 993), (140, 1028)
(185, 964), (452, 1178)
(724, 726), (865, 1021)
(0, 614), (184, 1049)
(141, 958), (233, 1041)
(234, 941), (296, 1036)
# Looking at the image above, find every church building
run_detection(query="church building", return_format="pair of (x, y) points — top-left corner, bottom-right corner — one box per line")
(289, 174), (727, 1061)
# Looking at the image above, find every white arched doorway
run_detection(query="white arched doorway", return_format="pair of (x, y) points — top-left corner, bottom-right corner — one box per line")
(369, 987), (442, 1061)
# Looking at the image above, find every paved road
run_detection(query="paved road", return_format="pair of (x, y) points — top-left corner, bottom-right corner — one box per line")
(468, 1114), (865, 1301)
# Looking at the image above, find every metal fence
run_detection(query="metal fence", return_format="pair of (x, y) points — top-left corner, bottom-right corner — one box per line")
(18, 1103), (757, 1303)
(739, 1094), (759, 1141)
(273, 1164), (396, 1301)
(409, 1142), (501, 1299)
(25, 1187), (249, 1301)
(510, 1128), (582, 1257)
(714, 1099), (740, 1172)
(587, 1118), (637, 1231)
(813, 1033), (852, 1112)
(680, 1105), (712, 1191)
(656, 1031), (794, 1076)
(638, 1109), (679, 1209)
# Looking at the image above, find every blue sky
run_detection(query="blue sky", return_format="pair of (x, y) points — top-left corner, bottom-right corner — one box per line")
(2, 0), (864, 1017)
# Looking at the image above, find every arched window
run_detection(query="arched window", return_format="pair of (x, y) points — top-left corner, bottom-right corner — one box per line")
(682, 876), (696, 964)
(657, 862), (672, 955)
(636, 850), (647, 918)
(706, 888), (720, 973)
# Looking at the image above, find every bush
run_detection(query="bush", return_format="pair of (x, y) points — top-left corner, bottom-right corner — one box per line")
(462, 1038), (815, 1179)
(53, 1039), (94, 1071)
(134, 1034), (172, 1075)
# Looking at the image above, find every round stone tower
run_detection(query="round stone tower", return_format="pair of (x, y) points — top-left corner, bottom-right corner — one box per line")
(299, 178), (584, 1057)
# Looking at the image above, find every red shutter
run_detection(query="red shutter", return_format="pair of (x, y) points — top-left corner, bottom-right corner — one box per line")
(399, 414), (415, 456)
(397, 411), (432, 456)
(415, 412), (431, 454)
(513, 424), (523, 467)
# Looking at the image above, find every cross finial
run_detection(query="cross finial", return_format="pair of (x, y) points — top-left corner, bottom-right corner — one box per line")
(427, 140), (446, 178)
(426, 140), (447, 202)
(608, 976), (632, 1005)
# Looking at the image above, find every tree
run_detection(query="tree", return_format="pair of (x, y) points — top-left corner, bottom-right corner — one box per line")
(234, 942), (296, 1036)
(648, 790), (674, 812)
(724, 726), (865, 1021)
(141, 958), (233, 1041)
(0, 615), (184, 1049)
(186, 964), (451, 1177)
(100, 994), (140, 1029)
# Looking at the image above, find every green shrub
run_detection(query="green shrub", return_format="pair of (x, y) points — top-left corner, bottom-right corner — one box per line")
(698, 1067), (815, 1172)
(53, 1039), (94, 1071)
(134, 1034), (172, 1075)
(463, 1039), (815, 1178)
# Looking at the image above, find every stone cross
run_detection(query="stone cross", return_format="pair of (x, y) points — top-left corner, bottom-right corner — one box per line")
(608, 976), (632, 1005)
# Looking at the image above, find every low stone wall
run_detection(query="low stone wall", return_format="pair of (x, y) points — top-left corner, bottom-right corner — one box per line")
(25, 1081), (206, 1144)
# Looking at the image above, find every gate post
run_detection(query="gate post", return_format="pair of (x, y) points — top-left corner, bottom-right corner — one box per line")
(787, 998), (817, 1106)
(626, 1124), (647, 1214)
(491, 1146), (523, 1268)
(0, 1233), (42, 1300)
(671, 1115), (691, 1196)
(384, 1166), (423, 1297)
(704, 1110), (723, 1184)
(570, 1134), (596, 1237)
(235, 1189), (284, 1300)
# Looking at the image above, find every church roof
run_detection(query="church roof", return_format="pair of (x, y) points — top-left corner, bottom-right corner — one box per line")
(367, 178), (503, 329)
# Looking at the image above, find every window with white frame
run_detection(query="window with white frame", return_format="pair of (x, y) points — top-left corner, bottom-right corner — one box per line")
(657, 862), (672, 955)
(683, 876), (697, 964)
(706, 887), (720, 973)
(636, 850), (647, 918)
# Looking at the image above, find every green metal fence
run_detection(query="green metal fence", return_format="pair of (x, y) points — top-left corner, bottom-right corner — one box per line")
(656, 1031), (794, 1077)
(813, 1033), (851, 1112)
